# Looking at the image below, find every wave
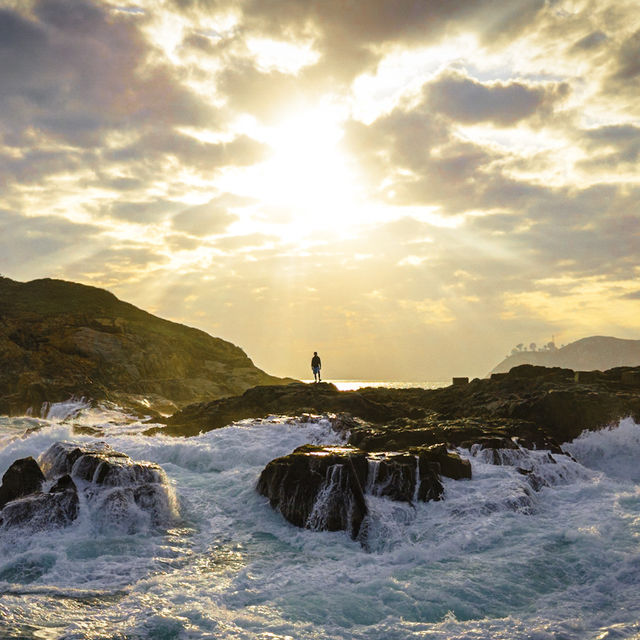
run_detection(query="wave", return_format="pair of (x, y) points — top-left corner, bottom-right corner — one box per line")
(0, 410), (639, 639)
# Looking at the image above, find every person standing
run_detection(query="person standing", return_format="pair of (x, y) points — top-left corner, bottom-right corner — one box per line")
(311, 352), (321, 383)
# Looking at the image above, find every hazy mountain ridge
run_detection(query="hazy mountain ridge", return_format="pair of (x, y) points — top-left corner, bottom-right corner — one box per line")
(0, 277), (294, 416)
(490, 336), (640, 375)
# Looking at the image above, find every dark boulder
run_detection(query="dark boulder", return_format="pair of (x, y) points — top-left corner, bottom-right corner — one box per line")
(0, 457), (45, 509)
(0, 442), (176, 533)
(366, 451), (443, 502)
(257, 445), (368, 539)
(410, 443), (472, 480)
(0, 485), (79, 530)
(257, 444), (471, 538)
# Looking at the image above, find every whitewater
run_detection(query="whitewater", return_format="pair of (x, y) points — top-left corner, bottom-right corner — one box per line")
(1, 402), (640, 640)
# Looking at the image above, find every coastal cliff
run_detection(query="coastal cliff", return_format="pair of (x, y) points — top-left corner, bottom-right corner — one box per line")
(0, 277), (294, 416)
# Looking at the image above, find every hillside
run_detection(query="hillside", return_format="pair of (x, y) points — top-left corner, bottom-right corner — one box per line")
(490, 336), (640, 376)
(0, 277), (294, 416)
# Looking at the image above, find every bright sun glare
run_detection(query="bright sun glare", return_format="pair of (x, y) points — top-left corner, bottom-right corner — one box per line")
(225, 107), (366, 241)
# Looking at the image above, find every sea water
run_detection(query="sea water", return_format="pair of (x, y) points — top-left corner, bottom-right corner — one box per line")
(1, 403), (640, 640)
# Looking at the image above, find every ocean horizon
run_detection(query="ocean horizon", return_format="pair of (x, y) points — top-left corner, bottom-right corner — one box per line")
(302, 379), (450, 391)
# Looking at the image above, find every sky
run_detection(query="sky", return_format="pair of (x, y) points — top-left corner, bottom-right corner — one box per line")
(1, 0), (639, 381)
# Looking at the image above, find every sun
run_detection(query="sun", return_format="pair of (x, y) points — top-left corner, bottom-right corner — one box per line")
(225, 105), (368, 241)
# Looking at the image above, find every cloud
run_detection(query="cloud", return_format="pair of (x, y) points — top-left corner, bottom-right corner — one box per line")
(63, 246), (169, 288)
(171, 199), (238, 236)
(571, 30), (608, 51)
(232, 0), (546, 81)
(609, 28), (640, 83)
(425, 71), (570, 126)
(106, 130), (267, 171)
(0, 209), (101, 274)
(217, 60), (311, 121)
(103, 200), (183, 224)
(578, 124), (640, 168)
(0, 1), (216, 148)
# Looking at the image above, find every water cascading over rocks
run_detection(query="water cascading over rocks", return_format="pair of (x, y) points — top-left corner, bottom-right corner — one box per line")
(0, 441), (177, 533)
(257, 443), (471, 539)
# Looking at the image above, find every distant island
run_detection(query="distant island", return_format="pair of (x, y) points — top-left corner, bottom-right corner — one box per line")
(489, 336), (640, 376)
(0, 277), (294, 416)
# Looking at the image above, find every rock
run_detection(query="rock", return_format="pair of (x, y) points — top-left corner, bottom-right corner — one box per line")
(160, 382), (395, 437)
(0, 457), (45, 509)
(410, 443), (472, 480)
(257, 443), (470, 538)
(161, 364), (640, 449)
(257, 445), (368, 539)
(366, 451), (443, 502)
(0, 442), (176, 533)
(0, 486), (79, 530)
(0, 276), (295, 416)
(621, 371), (640, 387)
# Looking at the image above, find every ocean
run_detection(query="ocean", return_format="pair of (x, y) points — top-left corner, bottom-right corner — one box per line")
(1, 400), (640, 639)
(305, 380), (450, 390)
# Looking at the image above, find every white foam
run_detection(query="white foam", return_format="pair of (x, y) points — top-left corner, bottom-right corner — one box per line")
(0, 413), (639, 639)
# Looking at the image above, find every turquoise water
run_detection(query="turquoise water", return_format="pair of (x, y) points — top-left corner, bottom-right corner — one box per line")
(1, 403), (640, 639)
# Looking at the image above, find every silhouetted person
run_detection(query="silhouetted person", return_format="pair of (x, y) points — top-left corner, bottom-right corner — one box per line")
(311, 352), (321, 383)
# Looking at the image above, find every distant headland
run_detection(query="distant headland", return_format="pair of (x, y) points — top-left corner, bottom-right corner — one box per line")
(489, 336), (640, 376)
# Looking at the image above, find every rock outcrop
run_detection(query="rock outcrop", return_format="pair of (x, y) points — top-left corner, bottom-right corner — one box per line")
(157, 364), (640, 538)
(0, 457), (46, 509)
(257, 443), (470, 539)
(162, 365), (640, 445)
(158, 382), (395, 437)
(0, 442), (176, 533)
(0, 276), (294, 416)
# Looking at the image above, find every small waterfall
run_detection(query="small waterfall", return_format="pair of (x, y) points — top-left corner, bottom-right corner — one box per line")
(306, 464), (350, 532)
(412, 455), (421, 504)
(365, 458), (382, 494)
(305, 461), (367, 539)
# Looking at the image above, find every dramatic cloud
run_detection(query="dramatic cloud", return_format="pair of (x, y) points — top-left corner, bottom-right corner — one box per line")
(2, 0), (639, 380)
(425, 71), (569, 126)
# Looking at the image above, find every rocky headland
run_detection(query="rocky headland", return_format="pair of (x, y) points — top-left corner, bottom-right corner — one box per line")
(159, 364), (640, 539)
(0, 277), (294, 417)
(490, 335), (640, 374)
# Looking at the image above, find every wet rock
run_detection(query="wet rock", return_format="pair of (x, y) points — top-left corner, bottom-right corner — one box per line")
(0, 486), (79, 530)
(366, 451), (443, 502)
(410, 443), (472, 480)
(257, 444), (470, 537)
(160, 382), (395, 437)
(0, 442), (175, 533)
(257, 445), (368, 539)
(0, 457), (45, 509)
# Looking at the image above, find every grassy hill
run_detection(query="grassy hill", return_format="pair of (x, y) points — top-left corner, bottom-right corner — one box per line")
(0, 277), (294, 416)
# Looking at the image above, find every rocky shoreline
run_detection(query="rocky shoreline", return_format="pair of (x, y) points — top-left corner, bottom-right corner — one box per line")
(2, 363), (640, 541)
(155, 363), (640, 538)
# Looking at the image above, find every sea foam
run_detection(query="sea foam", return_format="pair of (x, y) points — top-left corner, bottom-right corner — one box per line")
(0, 409), (639, 639)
